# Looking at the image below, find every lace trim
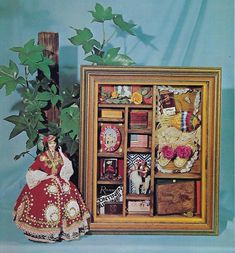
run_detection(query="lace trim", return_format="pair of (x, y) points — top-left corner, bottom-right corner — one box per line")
(26, 170), (48, 189)
(59, 148), (74, 182)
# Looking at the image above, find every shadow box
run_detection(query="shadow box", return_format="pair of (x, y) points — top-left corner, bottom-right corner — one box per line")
(79, 66), (221, 235)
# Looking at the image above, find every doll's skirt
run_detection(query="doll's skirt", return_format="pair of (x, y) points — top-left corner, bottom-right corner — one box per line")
(13, 177), (90, 242)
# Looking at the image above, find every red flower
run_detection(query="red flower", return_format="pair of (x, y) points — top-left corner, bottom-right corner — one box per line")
(175, 146), (192, 159)
(161, 145), (175, 160)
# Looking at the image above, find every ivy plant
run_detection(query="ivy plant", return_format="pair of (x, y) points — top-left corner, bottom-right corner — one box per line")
(0, 39), (79, 158)
(1, 2), (142, 160)
(69, 3), (136, 65)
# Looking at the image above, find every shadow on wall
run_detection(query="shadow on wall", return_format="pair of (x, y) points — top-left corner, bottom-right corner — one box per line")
(219, 88), (234, 233)
(60, 46), (78, 87)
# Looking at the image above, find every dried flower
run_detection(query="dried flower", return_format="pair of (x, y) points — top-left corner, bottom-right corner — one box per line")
(175, 145), (192, 159)
(111, 91), (118, 99)
(131, 92), (143, 104)
(161, 145), (175, 160)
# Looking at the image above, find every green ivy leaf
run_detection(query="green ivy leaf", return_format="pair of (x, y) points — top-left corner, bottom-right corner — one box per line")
(37, 57), (54, 80)
(26, 138), (35, 150)
(47, 121), (61, 137)
(26, 126), (38, 142)
(0, 60), (22, 95)
(69, 28), (93, 46)
(51, 95), (59, 106)
(84, 54), (104, 64)
(39, 101), (48, 109)
(27, 62), (38, 75)
(17, 76), (26, 85)
(102, 47), (135, 66)
(82, 39), (101, 54)
(4, 115), (25, 125)
(60, 136), (79, 156)
(89, 3), (113, 22)
(60, 105), (80, 138)
(12, 39), (43, 65)
(0, 65), (11, 76)
(4, 114), (28, 139)
(36, 121), (45, 131)
(34, 77), (51, 90)
(25, 101), (46, 113)
(11, 39), (44, 53)
(106, 53), (135, 66)
(0, 77), (17, 95)
(18, 87), (31, 100)
(23, 102), (34, 113)
(9, 124), (25, 139)
(9, 60), (19, 77)
(104, 47), (120, 60)
(10, 46), (24, 53)
(28, 116), (37, 129)
(113, 14), (136, 35)
(11, 39), (53, 79)
(51, 84), (57, 94)
(36, 91), (51, 101)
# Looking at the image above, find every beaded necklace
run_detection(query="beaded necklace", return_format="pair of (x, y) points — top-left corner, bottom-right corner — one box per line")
(46, 150), (62, 175)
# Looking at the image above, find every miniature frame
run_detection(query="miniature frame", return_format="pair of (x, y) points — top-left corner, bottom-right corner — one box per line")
(79, 66), (221, 235)
(102, 158), (118, 179)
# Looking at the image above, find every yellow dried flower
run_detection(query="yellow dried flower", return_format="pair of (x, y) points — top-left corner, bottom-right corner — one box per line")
(111, 91), (118, 99)
(131, 92), (143, 104)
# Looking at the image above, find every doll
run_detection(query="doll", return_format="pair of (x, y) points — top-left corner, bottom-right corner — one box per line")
(13, 135), (90, 242)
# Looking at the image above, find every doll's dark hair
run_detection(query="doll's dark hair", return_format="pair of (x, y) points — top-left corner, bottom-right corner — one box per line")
(43, 138), (59, 152)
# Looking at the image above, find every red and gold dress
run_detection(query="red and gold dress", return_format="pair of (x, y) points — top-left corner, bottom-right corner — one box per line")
(13, 149), (90, 242)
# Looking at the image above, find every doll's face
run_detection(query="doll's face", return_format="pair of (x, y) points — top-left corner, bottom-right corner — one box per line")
(48, 140), (56, 151)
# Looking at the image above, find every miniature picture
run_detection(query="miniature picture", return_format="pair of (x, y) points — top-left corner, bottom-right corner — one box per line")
(103, 158), (118, 180)
(100, 124), (122, 152)
(128, 156), (151, 195)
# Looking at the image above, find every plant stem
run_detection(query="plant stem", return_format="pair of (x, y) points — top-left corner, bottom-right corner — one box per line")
(24, 66), (29, 88)
(100, 22), (106, 51)
(27, 151), (36, 159)
(106, 30), (117, 44)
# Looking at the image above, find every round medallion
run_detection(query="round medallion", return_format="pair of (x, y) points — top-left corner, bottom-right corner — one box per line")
(62, 183), (70, 193)
(44, 204), (60, 224)
(47, 184), (58, 194)
(100, 125), (121, 152)
(65, 200), (80, 219)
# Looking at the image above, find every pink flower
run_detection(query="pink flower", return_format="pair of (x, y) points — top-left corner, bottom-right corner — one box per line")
(161, 145), (175, 160)
(175, 146), (192, 159)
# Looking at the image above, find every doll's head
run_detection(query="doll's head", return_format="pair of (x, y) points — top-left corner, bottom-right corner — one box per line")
(43, 135), (59, 151)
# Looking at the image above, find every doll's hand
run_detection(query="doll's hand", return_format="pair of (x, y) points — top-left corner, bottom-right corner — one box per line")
(58, 146), (65, 157)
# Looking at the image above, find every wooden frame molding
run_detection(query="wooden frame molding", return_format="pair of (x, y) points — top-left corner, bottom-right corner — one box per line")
(79, 66), (221, 235)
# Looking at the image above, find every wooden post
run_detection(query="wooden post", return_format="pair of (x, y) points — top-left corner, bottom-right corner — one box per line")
(38, 32), (59, 122)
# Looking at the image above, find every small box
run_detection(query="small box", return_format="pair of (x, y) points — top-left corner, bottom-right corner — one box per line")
(128, 200), (150, 213)
(157, 181), (195, 215)
(130, 111), (148, 129)
(101, 109), (123, 118)
(104, 203), (123, 214)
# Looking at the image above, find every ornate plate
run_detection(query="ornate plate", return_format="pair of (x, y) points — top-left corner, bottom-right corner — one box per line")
(100, 124), (121, 152)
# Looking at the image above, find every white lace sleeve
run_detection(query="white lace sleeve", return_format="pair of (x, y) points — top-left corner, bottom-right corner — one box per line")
(58, 147), (74, 182)
(26, 170), (48, 189)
